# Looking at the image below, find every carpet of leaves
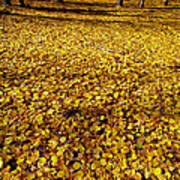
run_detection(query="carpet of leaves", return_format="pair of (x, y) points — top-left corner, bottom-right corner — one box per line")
(0, 0), (180, 179)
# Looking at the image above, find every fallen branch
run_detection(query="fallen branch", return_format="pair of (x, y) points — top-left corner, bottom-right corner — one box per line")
(97, 46), (125, 55)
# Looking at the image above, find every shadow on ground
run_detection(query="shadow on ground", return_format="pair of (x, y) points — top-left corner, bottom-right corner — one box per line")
(2, 2), (179, 20)
(0, 11), (135, 24)
(1, 10), (179, 29)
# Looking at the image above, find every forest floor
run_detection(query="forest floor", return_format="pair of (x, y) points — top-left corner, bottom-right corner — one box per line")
(0, 0), (180, 179)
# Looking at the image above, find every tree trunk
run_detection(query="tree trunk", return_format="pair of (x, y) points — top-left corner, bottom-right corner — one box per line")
(19, 0), (25, 6)
(117, 0), (123, 6)
(4, 0), (11, 5)
(163, 0), (168, 6)
(139, 0), (144, 8)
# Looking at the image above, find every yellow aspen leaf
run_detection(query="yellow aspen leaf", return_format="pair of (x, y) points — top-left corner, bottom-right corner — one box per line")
(176, 101), (180, 108)
(41, 130), (46, 136)
(27, 158), (34, 165)
(144, 169), (151, 178)
(49, 139), (58, 149)
(165, 171), (171, 179)
(131, 152), (137, 160)
(111, 146), (118, 154)
(57, 171), (64, 178)
(0, 90), (3, 96)
(167, 140), (172, 146)
(38, 157), (46, 168)
(74, 170), (84, 179)
(96, 69), (101, 75)
(91, 163), (96, 170)
(94, 153), (100, 159)
(33, 93), (39, 100)
(91, 161), (100, 170)
(4, 137), (13, 145)
(169, 119), (175, 124)
(0, 157), (3, 169)
(47, 109), (54, 115)
(153, 168), (162, 176)
(27, 174), (36, 180)
(119, 111), (123, 116)
(131, 169), (136, 175)
(35, 114), (44, 125)
(127, 134), (134, 140)
(100, 159), (107, 166)
(106, 162), (112, 171)
(87, 95), (93, 100)
(36, 170), (43, 176)
(51, 155), (58, 166)
(34, 151), (40, 159)
(33, 138), (40, 147)
(57, 150), (64, 156)
(96, 96), (101, 100)
(74, 99), (80, 106)
(127, 124), (133, 130)
(44, 167), (51, 172)
(168, 153), (173, 158)
(22, 142), (29, 151)
(16, 166), (22, 171)
(43, 91), (49, 96)
(141, 126), (145, 133)
(169, 166), (175, 172)
(72, 161), (81, 171)
(114, 92), (119, 99)
(107, 153), (113, 158)
(121, 159), (127, 170)
(17, 157), (25, 165)
(120, 91), (125, 96)
(2, 83), (8, 88)
(136, 139), (143, 149)
(113, 166), (120, 174)
(60, 136), (66, 143)
(100, 115), (105, 120)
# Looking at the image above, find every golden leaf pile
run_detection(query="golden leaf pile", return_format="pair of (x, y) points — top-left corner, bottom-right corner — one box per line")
(0, 0), (180, 179)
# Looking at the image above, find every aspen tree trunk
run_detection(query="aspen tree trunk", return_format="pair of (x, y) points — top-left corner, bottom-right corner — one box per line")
(139, 0), (144, 8)
(117, 0), (123, 6)
(163, 0), (168, 6)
